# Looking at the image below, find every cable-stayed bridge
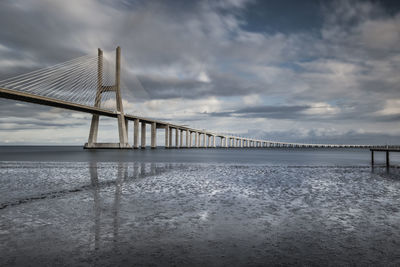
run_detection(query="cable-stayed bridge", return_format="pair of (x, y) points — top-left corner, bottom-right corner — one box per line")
(0, 47), (397, 149)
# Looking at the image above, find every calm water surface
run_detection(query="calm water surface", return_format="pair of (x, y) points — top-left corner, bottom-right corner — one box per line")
(0, 146), (399, 266)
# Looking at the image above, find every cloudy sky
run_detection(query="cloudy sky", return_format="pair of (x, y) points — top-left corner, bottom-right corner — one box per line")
(0, 0), (399, 145)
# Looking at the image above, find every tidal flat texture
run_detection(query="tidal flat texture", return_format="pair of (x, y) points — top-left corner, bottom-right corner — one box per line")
(0, 161), (399, 266)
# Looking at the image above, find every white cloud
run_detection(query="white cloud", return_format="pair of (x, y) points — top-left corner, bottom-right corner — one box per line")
(302, 102), (340, 116)
(377, 99), (400, 115)
(242, 94), (261, 105)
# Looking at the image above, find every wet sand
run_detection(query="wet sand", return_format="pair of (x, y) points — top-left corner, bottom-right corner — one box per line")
(1, 161), (399, 266)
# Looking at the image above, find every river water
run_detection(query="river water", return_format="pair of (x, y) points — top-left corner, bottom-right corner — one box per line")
(0, 147), (399, 266)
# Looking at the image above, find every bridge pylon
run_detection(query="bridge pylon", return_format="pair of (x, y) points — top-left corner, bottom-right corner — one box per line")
(84, 47), (130, 149)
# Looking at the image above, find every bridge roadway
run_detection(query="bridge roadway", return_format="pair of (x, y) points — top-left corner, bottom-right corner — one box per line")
(1, 87), (398, 149)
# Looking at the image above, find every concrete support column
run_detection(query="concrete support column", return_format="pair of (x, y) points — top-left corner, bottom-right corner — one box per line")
(165, 125), (169, 148)
(386, 151), (390, 168)
(195, 132), (199, 148)
(175, 128), (179, 148)
(371, 150), (374, 165)
(185, 130), (189, 148)
(241, 139), (243, 148)
(117, 114), (129, 147)
(169, 127), (172, 148)
(151, 122), (156, 149)
(141, 122), (146, 149)
(180, 129), (183, 148)
(202, 133), (206, 148)
(213, 135), (216, 147)
(133, 119), (139, 149)
(189, 132), (192, 148)
(125, 119), (129, 140)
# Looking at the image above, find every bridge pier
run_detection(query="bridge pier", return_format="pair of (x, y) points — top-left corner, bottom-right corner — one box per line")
(179, 129), (184, 148)
(195, 132), (199, 148)
(165, 125), (169, 148)
(185, 130), (189, 148)
(133, 119), (139, 149)
(175, 128), (179, 148)
(151, 122), (156, 148)
(168, 126), (172, 148)
(141, 122), (146, 149)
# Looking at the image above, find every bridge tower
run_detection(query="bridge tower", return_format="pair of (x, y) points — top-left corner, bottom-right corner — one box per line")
(84, 47), (130, 149)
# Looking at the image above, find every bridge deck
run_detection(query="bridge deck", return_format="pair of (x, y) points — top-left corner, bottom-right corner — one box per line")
(370, 148), (400, 152)
(0, 87), (189, 130)
(0, 87), (117, 118)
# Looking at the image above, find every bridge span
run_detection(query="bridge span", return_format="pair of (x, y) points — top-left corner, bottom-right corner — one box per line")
(0, 47), (397, 150)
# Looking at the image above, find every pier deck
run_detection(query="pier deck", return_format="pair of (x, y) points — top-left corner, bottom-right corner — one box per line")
(370, 148), (400, 167)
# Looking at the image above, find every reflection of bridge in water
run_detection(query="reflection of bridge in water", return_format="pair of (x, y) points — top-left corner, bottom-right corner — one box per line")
(0, 47), (397, 149)
(89, 162), (179, 251)
(0, 162), (178, 210)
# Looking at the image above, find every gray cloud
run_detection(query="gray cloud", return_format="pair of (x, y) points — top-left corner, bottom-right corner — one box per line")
(0, 0), (399, 144)
(209, 105), (311, 119)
